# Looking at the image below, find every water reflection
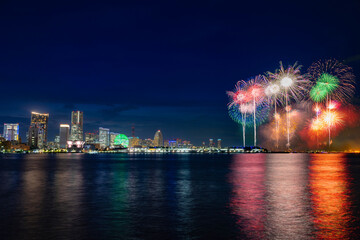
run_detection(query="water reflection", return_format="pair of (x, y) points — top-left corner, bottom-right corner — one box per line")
(265, 154), (312, 239)
(18, 155), (48, 239)
(229, 154), (313, 239)
(310, 154), (353, 239)
(229, 154), (266, 239)
(54, 156), (84, 239)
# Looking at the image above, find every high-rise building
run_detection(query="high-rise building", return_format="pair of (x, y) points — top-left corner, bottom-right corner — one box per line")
(70, 111), (83, 141)
(209, 139), (214, 147)
(153, 130), (163, 147)
(217, 139), (222, 149)
(110, 132), (119, 147)
(28, 112), (49, 149)
(3, 123), (19, 141)
(99, 127), (110, 148)
(59, 124), (70, 148)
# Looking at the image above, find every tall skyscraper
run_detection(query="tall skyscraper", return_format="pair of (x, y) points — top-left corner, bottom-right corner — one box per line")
(217, 139), (222, 149)
(99, 127), (110, 148)
(110, 132), (119, 147)
(59, 124), (70, 148)
(28, 112), (49, 149)
(3, 123), (19, 141)
(70, 111), (83, 141)
(153, 130), (163, 147)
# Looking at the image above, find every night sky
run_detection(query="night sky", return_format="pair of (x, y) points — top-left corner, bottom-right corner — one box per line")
(0, 0), (359, 147)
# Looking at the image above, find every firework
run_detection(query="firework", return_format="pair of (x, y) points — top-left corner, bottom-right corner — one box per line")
(267, 62), (309, 149)
(267, 62), (309, 103)
(308, 59), (355, 103)
(308, 59), (355, 148)
(310, 85), (328, 103)
(227, 75), (268, 146)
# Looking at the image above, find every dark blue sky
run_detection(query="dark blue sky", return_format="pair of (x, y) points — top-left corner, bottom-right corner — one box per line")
(0, 0), (359, 146)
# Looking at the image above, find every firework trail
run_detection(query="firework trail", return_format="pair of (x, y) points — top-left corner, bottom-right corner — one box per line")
(264, 80), (284, 148)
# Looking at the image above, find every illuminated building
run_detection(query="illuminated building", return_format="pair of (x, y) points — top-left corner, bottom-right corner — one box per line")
(209, 139), (214, 147)
(67, 140), (84, 151)
(99, 127), (110, 148)
(114, 134), (129, 148)
(85, 132), (98, 144)
(54, 136), (60, 148)
(141, 138), (153, 147)
(59, 124), (70, 148)
(70, 111), (83, 141)
(217, 139), (222, 149)
(153, 130), (163, 147)
(182, 140), (192, 148)
(169, 140), (177, 148)
(3, 123), (19, 141)
(176, 138), (182, 147)
(28, 112), (49, 149)
(129, 137), (140, 147)
(110, 132), (119, 147)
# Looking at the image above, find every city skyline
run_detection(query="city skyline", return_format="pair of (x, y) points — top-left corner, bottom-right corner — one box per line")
(1, 110), (222, 149)
(0, 1), (359, 148)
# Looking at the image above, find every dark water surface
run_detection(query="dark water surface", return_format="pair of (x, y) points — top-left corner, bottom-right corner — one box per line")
(0, 153), (360, 240)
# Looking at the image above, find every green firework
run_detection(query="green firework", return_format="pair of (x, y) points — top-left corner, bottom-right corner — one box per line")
(310, 84), (328, 102)
(317, 73), (339, 94)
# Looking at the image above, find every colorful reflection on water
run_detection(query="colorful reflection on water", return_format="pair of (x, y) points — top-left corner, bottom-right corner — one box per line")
(229, 154), (266, 239)
(229, 153), (358, 239)
(309, 154), (352, 239)
(0, 153), (360, 239)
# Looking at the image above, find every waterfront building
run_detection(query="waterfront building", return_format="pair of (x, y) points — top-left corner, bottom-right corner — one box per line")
(153, 130), (163, 147)
(110, 132), (119, 147)
(99, 127), (110, 148)
(129, 137), (140, 147)
(54, 135), (60, 148)
(176, 138), (182, 147)
(3, 123), (19, 141)
(217, 139), (222, 149)
(209, 139), (214, 147)
(70, 111), (83, 141)
(85, 132), (98, 144)
(169, 140), (177, 148)
(141, 138), (153, 147)
(28, 112), (49, 149)
(59, 124), (70, 148)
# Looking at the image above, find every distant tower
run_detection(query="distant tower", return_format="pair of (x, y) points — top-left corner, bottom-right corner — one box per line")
(209, 139), (214, 147)
(132, 124), (135, 138)
(217, 139), (222, 149)
(59, 124), (70, 148)
(70, 111), (83, 141)
(28, 112), (49, 149)
(153, 130), (163, 147)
